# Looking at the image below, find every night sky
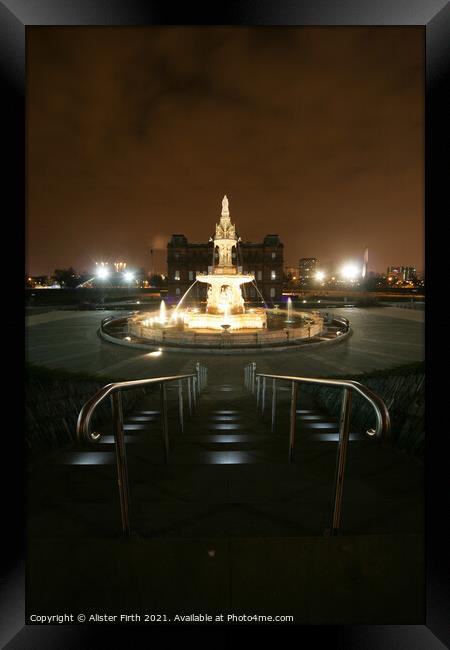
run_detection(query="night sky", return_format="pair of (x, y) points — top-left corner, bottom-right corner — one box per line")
(27, 27), (424, 276)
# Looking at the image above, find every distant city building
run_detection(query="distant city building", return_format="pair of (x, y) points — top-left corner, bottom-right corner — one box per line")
(284, 266), (299, 281)
(167, 234), (284, 301)
(114, 261), (127, 272)
(387, 266), (417, 283)
(26, 275), (53, 288)
(298, 258), (318, 285)
(402, 266), (417, 282)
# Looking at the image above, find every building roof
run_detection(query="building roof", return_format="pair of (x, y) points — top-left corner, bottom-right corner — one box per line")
(168, 234), (283, 247)
(263, 235), (282, 246)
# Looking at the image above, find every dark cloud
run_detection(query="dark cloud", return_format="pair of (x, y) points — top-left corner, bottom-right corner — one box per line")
(27, 26), (424, 275)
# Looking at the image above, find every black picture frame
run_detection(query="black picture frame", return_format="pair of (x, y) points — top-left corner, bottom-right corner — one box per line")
(4, 1), (449, 647)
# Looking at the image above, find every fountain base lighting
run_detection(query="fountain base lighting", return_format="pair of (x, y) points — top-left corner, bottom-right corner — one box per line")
(184, 307), (267, 331)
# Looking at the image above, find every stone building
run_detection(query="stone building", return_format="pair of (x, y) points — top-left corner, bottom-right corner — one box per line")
(167, 233), (283, 302)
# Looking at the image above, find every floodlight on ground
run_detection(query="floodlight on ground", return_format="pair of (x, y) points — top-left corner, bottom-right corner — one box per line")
(96, 267), (110, 280)
(341, 263), (359, 281)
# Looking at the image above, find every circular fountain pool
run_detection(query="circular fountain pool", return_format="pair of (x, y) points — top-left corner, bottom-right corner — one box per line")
(100, 196), (350, 352)
(115, 302), (326, 351)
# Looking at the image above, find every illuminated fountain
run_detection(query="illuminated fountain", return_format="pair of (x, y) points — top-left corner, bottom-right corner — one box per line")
(124, 195), (325, 350)
(183, 195), (266, 331)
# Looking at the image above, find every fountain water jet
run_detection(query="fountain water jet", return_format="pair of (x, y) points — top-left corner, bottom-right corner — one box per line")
(159, 299), (167, 325)
(286, 297), (293, 323)
(250, 279), (269, 310)
(170, 279), (199, 321)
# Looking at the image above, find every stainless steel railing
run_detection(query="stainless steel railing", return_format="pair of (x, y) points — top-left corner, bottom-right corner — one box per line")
(244, 362), (390, 535)
(100, 312), (137, 334)
(76, 364), (208, 536)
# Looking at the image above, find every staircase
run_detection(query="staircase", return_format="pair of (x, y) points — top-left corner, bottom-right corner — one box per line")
(27, 365), (424, 623)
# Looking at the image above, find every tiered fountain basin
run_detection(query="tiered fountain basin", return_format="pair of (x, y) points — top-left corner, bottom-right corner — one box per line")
(183, 271), (268, 331)
(184, 308), (267, 331)
(124, 307), (325, 350)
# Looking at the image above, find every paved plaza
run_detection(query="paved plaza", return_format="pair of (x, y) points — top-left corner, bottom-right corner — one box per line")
(26, 306), (424, 382)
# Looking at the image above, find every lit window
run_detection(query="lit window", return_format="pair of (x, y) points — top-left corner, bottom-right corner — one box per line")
(272, 252), (276, 259)
(257, 270), (262, 281)
(175, 287), (180, 295)
(270, 288), (276, 298)
(189, 271), (193, 281)
(271, 270), (276, 280)
(174, 270), (180, 281)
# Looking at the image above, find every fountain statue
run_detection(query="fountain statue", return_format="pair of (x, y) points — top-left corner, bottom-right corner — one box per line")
(183, 196), (267, 331)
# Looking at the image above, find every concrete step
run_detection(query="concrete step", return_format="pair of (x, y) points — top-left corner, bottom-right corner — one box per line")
(26, 380), (424, 626)
(27, 447), (423, 539)
(27, 383), (423, 542)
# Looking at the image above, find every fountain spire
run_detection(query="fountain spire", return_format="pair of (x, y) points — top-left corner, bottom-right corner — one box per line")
(215, 195), (237, 268)
(221, 194), (229, 217)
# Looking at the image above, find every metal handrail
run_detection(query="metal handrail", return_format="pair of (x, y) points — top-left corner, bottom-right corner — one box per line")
(76, 364), (208, 536)
(332, 315), (350, 331)
(243, 362), (390, 535)
(100, 311), (138, 332)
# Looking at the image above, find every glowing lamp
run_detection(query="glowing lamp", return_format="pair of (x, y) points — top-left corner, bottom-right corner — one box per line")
(96, 267), (110, 280)
(341, 264), (359, 281)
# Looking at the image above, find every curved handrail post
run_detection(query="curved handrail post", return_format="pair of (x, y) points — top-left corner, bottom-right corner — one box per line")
(261, 376), (267, 415)
(187, 376), (193, 416)
(271, 378), (277, 433)
(288, 380), (298, 463)
(330, 387), (353, 535)
(76, 371), (201, 536)
(253, 371), (390, 534)
(178, 379), (184, 434)
(110, 390), (131, 537)
(192, 376), (198, 411)
(253, 373), (390, 442)
(160, 382), (169, 463)
(195, 362), (201, 391)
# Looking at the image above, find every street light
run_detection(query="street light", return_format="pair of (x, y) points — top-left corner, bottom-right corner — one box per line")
(96, 267), (110, 280)
(123, 271), (135, 282)
(341, 263), (360, 281)
(315, 270), (325, 282)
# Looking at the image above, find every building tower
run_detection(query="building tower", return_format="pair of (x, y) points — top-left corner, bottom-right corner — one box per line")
(362, 246), (369, 279)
